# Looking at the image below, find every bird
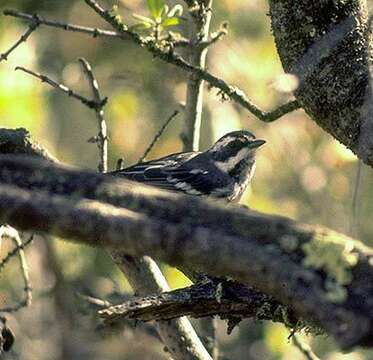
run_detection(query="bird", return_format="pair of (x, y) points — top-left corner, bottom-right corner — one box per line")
(109, 130), (265, 202)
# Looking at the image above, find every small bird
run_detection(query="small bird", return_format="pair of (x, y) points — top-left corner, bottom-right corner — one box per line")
(109, 130), (265, 202)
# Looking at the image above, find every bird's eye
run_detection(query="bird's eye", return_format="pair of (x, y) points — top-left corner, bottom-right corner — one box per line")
(227, 140), (243, 151)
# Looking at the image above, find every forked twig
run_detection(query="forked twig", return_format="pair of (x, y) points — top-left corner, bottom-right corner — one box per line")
(0, 227), (33, 313)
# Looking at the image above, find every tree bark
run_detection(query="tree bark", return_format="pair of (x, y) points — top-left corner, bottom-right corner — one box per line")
(2, 129), (373, 349)
(99, 279), (297, 326)
(1, 153), (373, 349)
(269, 0), (373, 166)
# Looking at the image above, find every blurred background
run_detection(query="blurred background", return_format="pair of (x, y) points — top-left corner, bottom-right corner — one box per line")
(1, 0), (372, 359)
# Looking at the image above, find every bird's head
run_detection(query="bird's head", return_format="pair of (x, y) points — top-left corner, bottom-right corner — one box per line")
(208, 130), (265, 164)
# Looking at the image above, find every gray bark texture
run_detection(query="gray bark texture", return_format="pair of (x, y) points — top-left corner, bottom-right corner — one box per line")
(1, 129), (373, 349)
(98, 278), (297, 327)
(269, 0), (373, 165)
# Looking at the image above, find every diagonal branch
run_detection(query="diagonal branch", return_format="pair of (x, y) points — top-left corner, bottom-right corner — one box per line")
(0, 227), (33, 313)
(0, 21), (39, 62)
(15, 66), (106, 110)
(4, 7), (301, 122)
(84, 0), (301, 123)
(0, 152), (373, 349)
(139, 110), (179, 163)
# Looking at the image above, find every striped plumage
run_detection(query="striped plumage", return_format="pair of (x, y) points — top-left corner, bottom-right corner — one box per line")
(109, 130), (265, 202)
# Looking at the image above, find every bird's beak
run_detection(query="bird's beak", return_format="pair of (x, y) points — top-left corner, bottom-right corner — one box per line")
(249, 139), (266, 148)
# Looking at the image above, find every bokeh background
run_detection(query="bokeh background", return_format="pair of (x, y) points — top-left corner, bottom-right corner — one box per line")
(1, 0), (373, 359)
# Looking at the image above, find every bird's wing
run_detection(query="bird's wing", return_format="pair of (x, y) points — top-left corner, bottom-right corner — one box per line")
(109, 152), (209, 194)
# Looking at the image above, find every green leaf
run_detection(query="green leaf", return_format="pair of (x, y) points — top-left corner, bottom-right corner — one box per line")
(132, 13), (155, 25)
(146, 0), (165, 20)
(161, 17), (180, 28)
(129, 23), (153, 31)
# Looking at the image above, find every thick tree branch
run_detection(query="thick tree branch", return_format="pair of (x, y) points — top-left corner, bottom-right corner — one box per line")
(0, 129), (373, 347)
(0, 151), (373, 349)
(0, 127), (57, 162)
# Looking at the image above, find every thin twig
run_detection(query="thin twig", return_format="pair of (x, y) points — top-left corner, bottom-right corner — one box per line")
(0, 234), (33, 272)
(0, 227), (33, 313)
(15, 66), (106, 110)
(79, 58), (108, 173)
(0, 22), (39, 62)
(77, 292), (112, 308)
(138, 110), (179, 163)
(3, 9), (123, 39)
(200, 25), (228, 50)
(351, 160), (362, 237)
(5, 7), (300, 122)
(3, 9), (191, 48)
(292, 333), (320, 360)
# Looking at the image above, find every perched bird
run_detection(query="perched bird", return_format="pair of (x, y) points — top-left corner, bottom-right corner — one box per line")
(109, 130), (265, 202)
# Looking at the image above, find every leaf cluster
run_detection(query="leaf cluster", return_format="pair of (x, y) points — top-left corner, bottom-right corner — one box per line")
(131, 0), (183, 36)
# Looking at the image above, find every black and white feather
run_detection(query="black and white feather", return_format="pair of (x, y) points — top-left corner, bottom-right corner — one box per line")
(109, 130), (265, 202)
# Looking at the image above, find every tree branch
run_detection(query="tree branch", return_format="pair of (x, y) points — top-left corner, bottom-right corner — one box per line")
(0, 227), (33, 313)
(110, 254), (212, 360)
(15, 66), (106, 110)
(0, 21), (39, 62)
(139, 110), (179, 163)
(269, 0), (373, 165)
(181, 0), (213, 151)
(0, 150), (373, 349)
(98, 279), (297, 326)
(3, 7), (300, 122)
(78, 58), (108, 173)
(0, 127), (57, 162)
(3, 9), (123, 40)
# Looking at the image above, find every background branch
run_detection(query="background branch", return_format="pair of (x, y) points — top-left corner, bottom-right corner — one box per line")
(139, 110), (179, 163)
(181, 0), (213, 151)
(0, 21), (39, 62)
(0, 227), (32, 313)
(15, 66), (105, 110)
(180, 1), (218, 356)
(79, 57), (108, 173)
(79, 56), (210, 359)
(4, 7), (300, 122)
